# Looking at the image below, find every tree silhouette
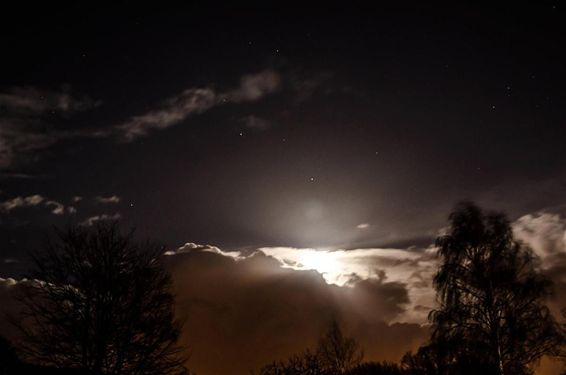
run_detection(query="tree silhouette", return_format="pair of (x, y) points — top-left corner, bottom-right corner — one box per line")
(0, 335), (22, 374)
(316, 320), (363, 374)
(11, 223), (186, 375)
(400, 338), (500, 375)
(428, 202), (563, 374)
(259, 320), (363, 375)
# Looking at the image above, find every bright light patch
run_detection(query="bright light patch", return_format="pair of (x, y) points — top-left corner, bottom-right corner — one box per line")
(299, 249), (339, 276)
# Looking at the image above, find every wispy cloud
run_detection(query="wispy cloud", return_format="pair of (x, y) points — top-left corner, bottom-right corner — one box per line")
(0, 194), (74, 215)
(240, 115), (271, 131)
(45, 200), (66, 215)
(116, 88), (218, 141)
(164, 242), (226, 256)
(95, 195), (121, 204)
(222, 70), (280, 102)
(0, 86), (101, 169)
(0, 86), (100, 114)
(80, 213), (121, 226)
(0, 195), (45, 211)
(116, 70), (280, 141)
(0, 70), (283, 169)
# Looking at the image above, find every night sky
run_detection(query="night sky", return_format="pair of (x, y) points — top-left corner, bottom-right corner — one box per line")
(1, 3), (565, 374)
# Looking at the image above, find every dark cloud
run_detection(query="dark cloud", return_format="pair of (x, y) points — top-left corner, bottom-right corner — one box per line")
(0, 87), (101, 169)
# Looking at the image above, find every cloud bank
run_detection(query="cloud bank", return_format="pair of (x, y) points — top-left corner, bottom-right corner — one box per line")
(1, 210), (564, 375)
(165, 248), (427, 375)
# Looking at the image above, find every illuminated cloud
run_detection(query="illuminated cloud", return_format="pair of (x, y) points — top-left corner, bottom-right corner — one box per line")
(512, 211), (566, 317)
(45, 200), (65, 215)
(164, 242), (228, 256)
(0, 194), (45, 211)
(0, 194), (73, 215)
(513, 212), (566, 263)
(80, 213), (121, 226)
(165, 246), (427, 375)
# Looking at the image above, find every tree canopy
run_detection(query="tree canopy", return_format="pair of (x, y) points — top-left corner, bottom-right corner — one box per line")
(427, 202), (563, 374)
(12, 223), (186, 375)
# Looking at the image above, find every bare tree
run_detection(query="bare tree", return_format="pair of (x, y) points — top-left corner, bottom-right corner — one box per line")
(12, 223), (186, 375)
(316, 320), (363, 374)
(429, 202), (563, 374)
(259, 320), (362, 375)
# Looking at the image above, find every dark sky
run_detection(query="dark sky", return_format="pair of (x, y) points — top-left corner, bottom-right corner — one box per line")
(1, 3), (566, 374)
(1, 3), (565, 277)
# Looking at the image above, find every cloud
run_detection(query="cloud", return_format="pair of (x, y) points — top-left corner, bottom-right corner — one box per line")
(163, 242), (226, 256)
(117, 70), (280, 141)
(94, 195), (121, 204)
(240, 115), (271, 131)
(164, 245), (427, 375)
(0, 194), (73, 215)
(512, 212), (566, 317)
(357, 223), (370, 229)
(0, 277), (18, 287)
(0, 87), (101, 169)
(258, 246), (438, 323)
(513, 212), (566, 263)
(80, 213), (121, 226)
(0, 70), (282, 168)
(116, 88), (218, 141)
(45, 200), (65, 215)
(223, 70), (280, 102)
(160, 219), (566, 375)
(0, 86), (100, 114)
(0, 195), (45, 211)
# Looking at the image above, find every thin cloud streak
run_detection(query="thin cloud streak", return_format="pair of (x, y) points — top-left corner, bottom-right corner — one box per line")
(116, 69), (280, 141)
